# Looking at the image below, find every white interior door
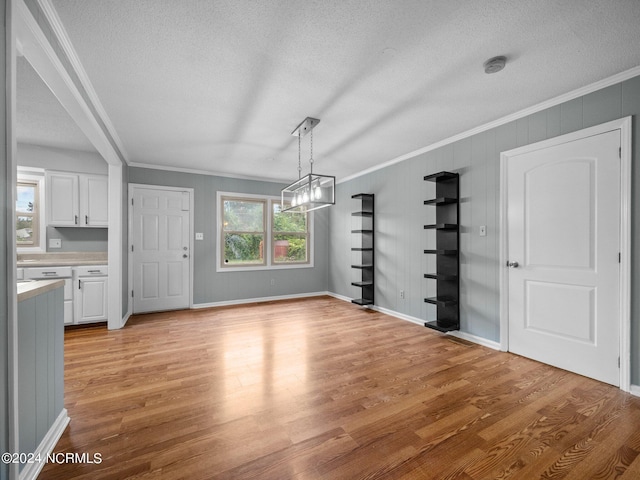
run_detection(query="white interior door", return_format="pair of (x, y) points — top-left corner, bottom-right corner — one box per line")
(132, 186), (191, 313)
(507, 129), (621, 385)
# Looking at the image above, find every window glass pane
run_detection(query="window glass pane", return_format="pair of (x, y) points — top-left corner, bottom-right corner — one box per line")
(16, 215), (34, 244)
(273, 203), (306, 232)
(16, 184), (36, 214)
(273, 234), (307, 263)
(223, 200), (264, 232)
(224, 233), (264, 265)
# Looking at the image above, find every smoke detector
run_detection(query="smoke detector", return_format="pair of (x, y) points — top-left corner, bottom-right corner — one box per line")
(483, 56), (507, 74)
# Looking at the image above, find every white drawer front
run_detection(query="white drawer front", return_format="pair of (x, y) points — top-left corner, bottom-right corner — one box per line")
(24, 266), (73, 279)
(75, 265), (108, 277)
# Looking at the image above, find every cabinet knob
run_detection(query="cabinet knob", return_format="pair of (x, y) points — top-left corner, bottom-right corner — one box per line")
(506, 261), (519, 268)
(183, 254), (188, 258)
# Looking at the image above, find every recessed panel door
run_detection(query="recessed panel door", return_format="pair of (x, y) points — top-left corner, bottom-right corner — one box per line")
(507, 130), (620, 385)
(132, 187), (190, 313)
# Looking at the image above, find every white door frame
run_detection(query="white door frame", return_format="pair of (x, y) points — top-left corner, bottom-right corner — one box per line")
(127, 183), (195, 316)
(499, 116), (632, 391)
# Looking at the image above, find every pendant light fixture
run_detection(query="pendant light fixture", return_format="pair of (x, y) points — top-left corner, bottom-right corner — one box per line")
(281, 117), (335, 213)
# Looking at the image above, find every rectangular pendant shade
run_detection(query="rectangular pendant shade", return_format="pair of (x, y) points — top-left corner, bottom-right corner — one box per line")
(281, 173), (335, 213)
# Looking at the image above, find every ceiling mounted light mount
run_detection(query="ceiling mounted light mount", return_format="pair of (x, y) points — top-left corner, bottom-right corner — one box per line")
(483, 55), (507, 74)
(281, 117), (335, 213)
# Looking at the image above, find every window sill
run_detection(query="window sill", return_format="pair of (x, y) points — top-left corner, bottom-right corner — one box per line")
(216, 262), (314, 273)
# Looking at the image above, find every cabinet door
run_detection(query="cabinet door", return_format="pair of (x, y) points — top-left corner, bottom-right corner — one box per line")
(46, 172), (79, 226)
(81, 175), (108, 227)
(77, 277), (108, 323)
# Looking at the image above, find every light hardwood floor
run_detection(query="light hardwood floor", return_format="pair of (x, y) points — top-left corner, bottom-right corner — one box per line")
(40, 296), (640, 479)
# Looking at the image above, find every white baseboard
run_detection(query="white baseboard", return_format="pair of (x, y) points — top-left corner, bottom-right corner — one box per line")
(193, 291), (330, 309)
(328, 292), (501, 350)
(446, 330), (501, 350)
(121, 308), (132, 327)
(19, 408), (70, 480)
(325, 291), (352, 303)
(629, 384), (640, 397)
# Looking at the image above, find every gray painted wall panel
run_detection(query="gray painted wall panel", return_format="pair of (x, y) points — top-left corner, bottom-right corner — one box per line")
(127, 168), (329, 305)
(560, 97), (583, 134)
(17, 286), (64, 469)
(330, 75), (640, 385)
(583, 84), (622, 128)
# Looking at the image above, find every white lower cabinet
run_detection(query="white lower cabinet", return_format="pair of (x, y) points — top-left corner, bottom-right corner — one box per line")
(74, 266), (108, 324)
(23, 264), (107, 325)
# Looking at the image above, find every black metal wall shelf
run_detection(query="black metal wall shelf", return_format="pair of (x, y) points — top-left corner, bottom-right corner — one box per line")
(424, 172), (460, 332)
(351, 194), (375, 307)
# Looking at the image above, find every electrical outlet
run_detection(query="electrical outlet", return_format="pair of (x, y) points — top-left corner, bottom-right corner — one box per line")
(49, 238), (61, 249)
(400, 290), (405, 299)
(195, 232), (204, 240)
(479, 225), (487, 237)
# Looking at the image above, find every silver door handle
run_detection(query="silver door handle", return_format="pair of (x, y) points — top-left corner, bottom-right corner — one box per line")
(506, 261), (519, 268)
(183, 254), (188, 258)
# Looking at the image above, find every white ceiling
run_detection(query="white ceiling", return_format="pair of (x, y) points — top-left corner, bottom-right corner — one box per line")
(17, 56), (95, 153)
(19, 0), (640, 182)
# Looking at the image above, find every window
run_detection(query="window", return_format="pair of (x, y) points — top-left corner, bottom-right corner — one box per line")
(222, 197), (266, 267)
(272, 202), (308, 264)
(16, 180), (40, 247)
(218, 192), (311, 271)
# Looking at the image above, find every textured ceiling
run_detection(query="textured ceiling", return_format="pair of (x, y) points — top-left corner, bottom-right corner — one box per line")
(17, 56), (95, 153)
(20, 0), (640, 181)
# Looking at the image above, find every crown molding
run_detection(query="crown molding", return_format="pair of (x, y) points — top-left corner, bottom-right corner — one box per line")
(338, 64), (640, 184)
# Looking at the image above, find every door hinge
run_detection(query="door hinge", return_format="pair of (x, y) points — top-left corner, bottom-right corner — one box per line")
(619, 252), (621, 263)
(131, 245), (134, 252)
(618, 357), (620, 368)
(619, 147), (621, 159)
(131, 198), (134, 206)
(131, 290), (134, 298)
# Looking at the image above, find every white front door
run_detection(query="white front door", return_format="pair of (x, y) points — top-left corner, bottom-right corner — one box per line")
(506, 129), (621, 385)
(132, 186), (191, 314)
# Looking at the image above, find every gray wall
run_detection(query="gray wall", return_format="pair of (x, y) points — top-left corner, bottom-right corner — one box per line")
(329, 75), (640, 383)
(1, 2), (9, 478)
(128, 167), (329, 305)
(17, 143), (107, 175)
(46, 226), (108, 252)
(18, 144), (110, 253)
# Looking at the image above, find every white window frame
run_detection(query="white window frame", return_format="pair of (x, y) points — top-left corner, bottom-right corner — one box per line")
(216, 191), (314, 272)
(17, 168), (46, 252)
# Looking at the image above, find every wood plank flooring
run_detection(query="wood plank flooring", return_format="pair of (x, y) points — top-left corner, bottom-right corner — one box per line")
(40, 296), (640, 479)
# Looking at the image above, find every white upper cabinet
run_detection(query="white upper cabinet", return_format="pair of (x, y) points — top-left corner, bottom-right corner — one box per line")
(46, 171), (108, 227)
(81, 175), (109, 226)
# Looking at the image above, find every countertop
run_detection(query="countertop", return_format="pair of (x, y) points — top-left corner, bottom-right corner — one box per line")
(17, 251), (107, 267)
(17, 279), (65, 302)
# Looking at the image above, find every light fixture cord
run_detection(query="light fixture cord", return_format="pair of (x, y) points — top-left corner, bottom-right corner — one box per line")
(309, 128), (314, 174)
(297, 132), (302, 179)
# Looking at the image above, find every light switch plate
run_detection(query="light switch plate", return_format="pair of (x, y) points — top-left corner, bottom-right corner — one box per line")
(49, 238), (62, 248)
(479, 225), (487, 237)
(195, 232), (204, 240)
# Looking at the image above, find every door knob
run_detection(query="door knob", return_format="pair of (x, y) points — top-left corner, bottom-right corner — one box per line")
(506, 261), (519, 268)
(183, 254), (188, 258)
